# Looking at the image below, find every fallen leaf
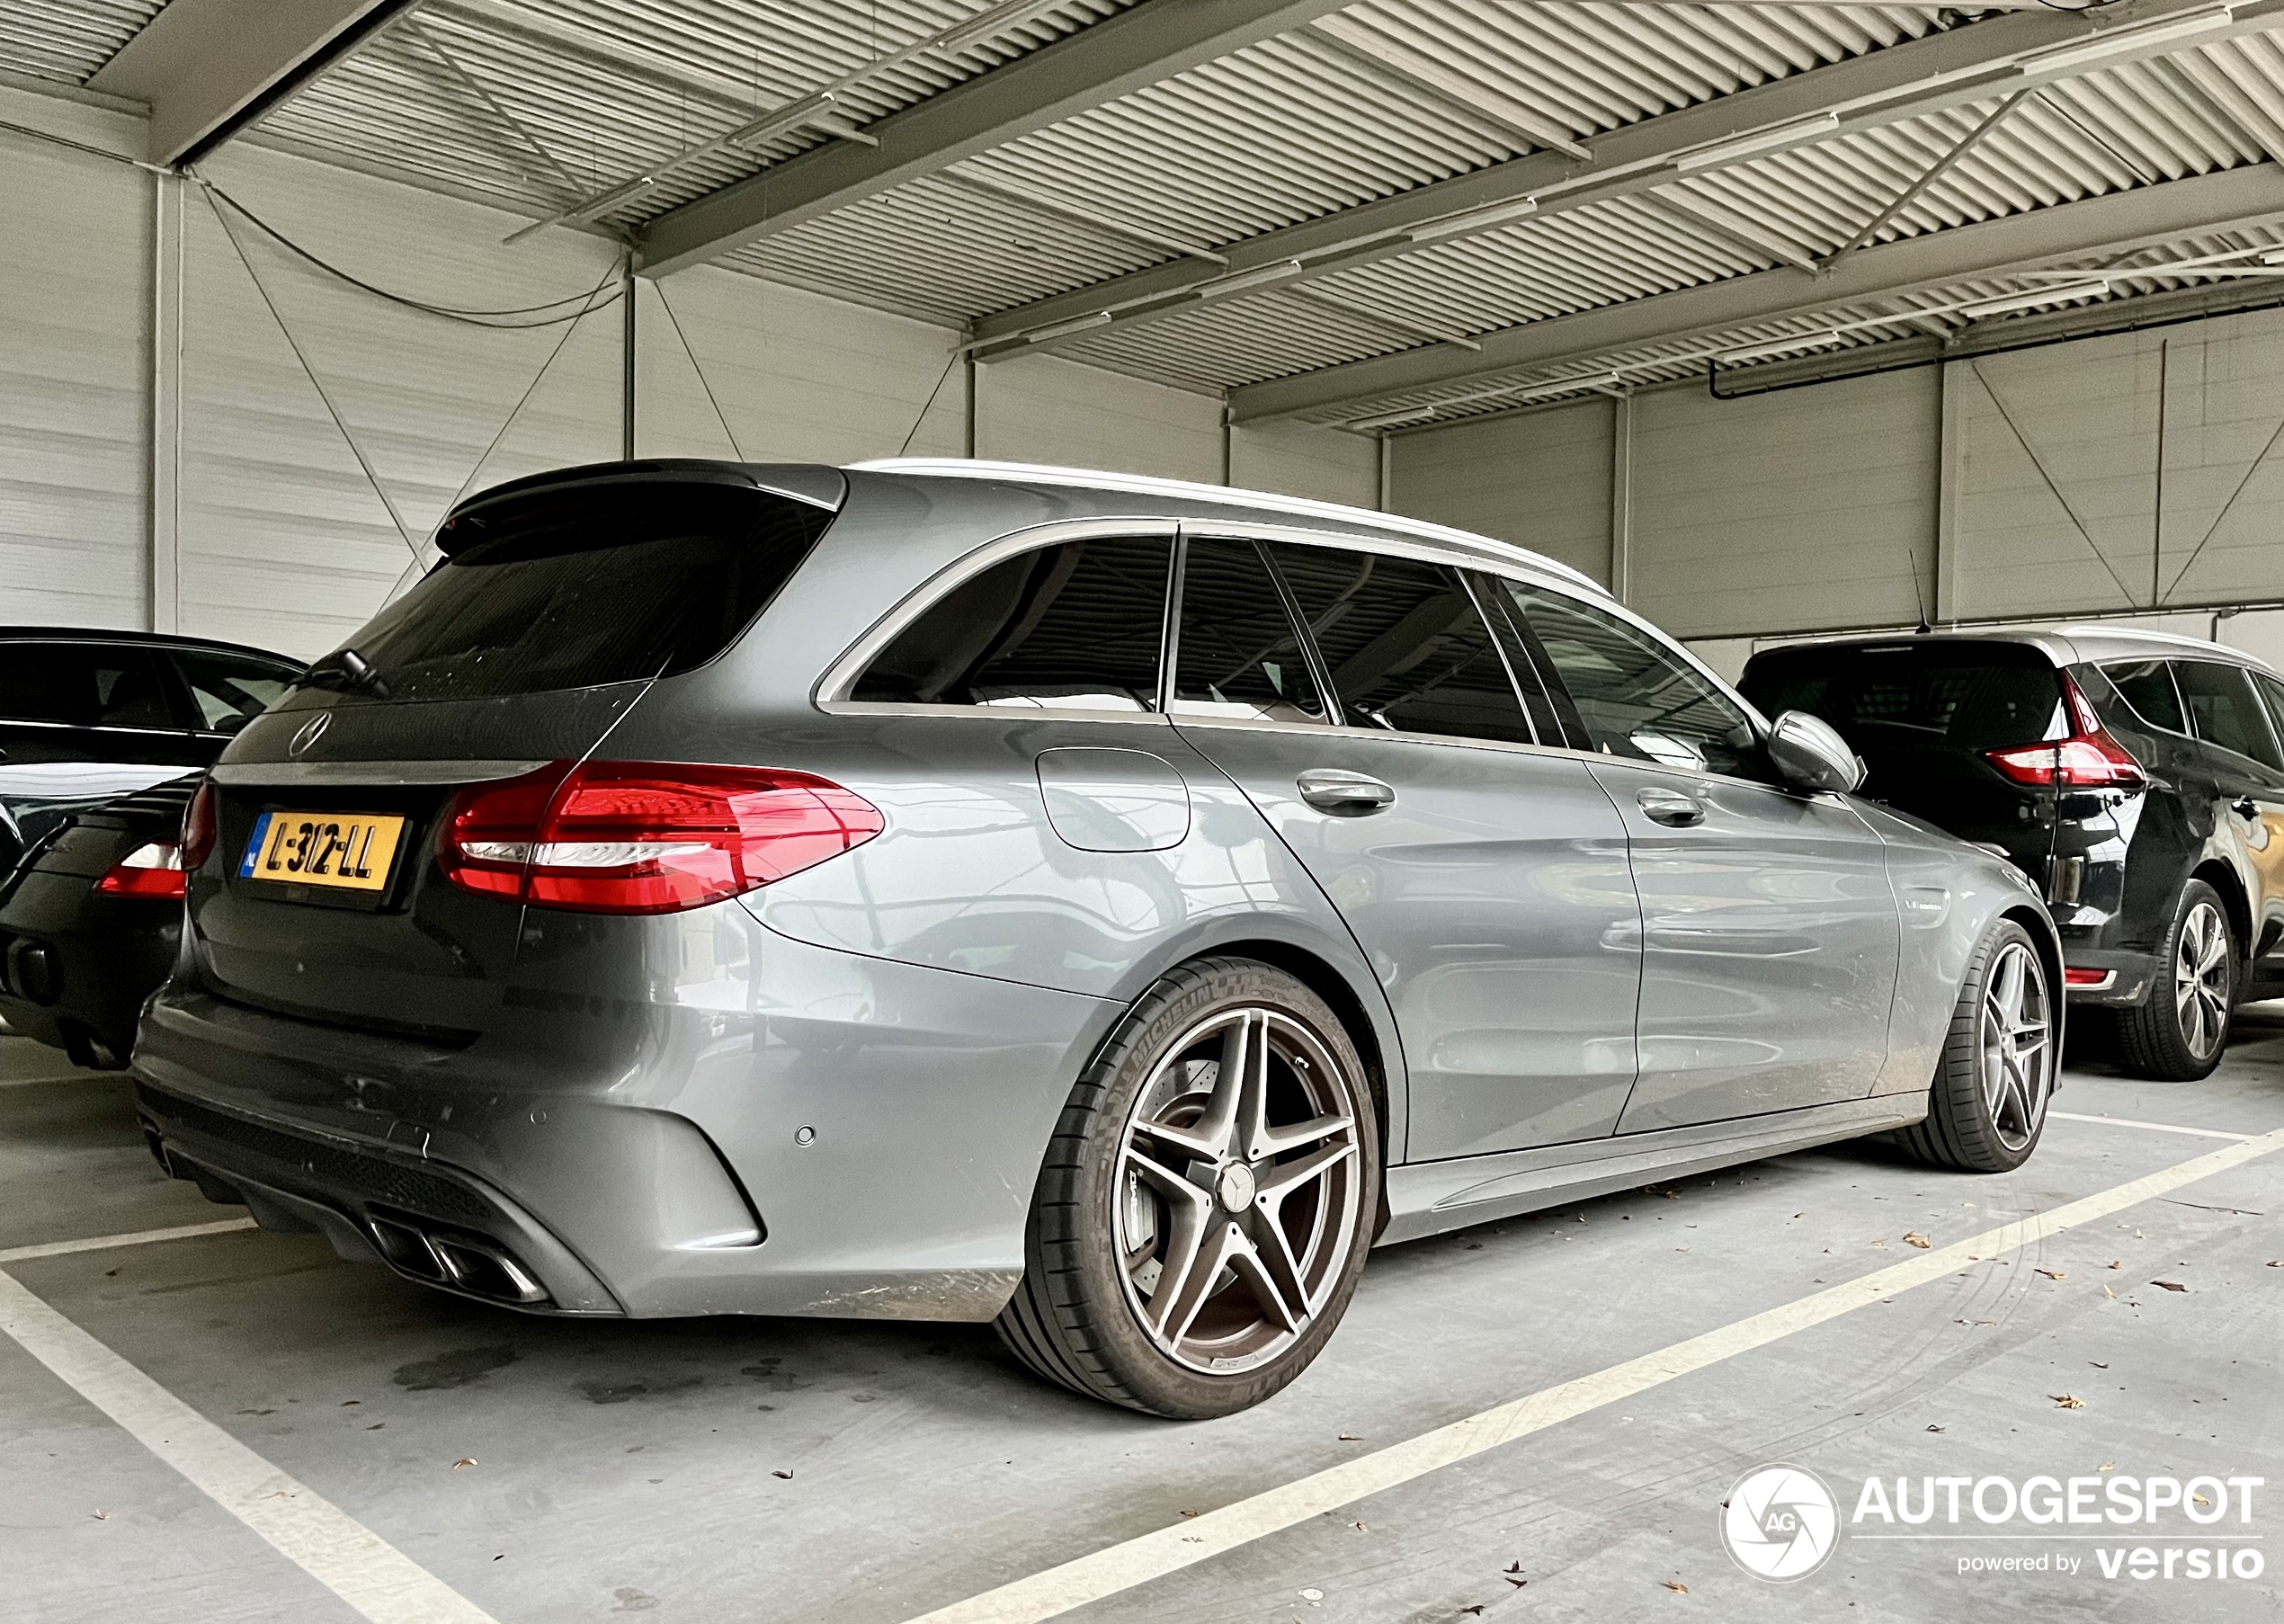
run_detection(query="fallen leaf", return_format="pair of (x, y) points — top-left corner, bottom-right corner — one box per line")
(367, 1423), (385, 1431)
(1663, 1579), (1690, 1593)
(2050, 1395), (2085, 1409)
(1505, 1562), (1524, 1575)
(1179, 1509), (1199, 1518)
(1926, 1423), (1946, 1432)
(452, 1458), (477, 1470)
(2195, 1494), (2211, 1507)
(2034, 1268), (2065, 1280)
(92, 1511), (109, 1521)
(2268, 1260), (2282, 1268)
(2103, 1286), (2116, 1299)
(1352, 1521), (1369, 1532)
(772, 1469), (792, 1480)
(1338, 1432), (1362, 1441)
(2152, 1280), (2189, 1292)
(2089, 1361), (2109, 1370)
(2100, 1462), (2115, 1472)
(1904, 1232), (1932, 1249)
(1298, 1589), (1324, 1602)
(2108, 1260), (2122, 1270)
(341, 1399), (360, 1406)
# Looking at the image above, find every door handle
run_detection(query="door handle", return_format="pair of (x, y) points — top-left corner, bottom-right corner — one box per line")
(1296, 768), (1396, 815)
(1636, 787), (1706, 827)
(2235, 795), (2260, 819)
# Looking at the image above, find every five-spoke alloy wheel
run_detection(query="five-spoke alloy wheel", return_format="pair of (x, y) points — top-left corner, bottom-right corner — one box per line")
(996, 959), (1381, 1417)
(1902, 917), (2055, 1173)
(1976, 938), (2052, 1155)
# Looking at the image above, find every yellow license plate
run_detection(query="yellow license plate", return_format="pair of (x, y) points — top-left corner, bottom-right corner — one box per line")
(238, 810), (407, 893)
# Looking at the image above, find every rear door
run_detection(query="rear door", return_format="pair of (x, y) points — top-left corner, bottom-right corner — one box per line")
(2172, 660), (2284, 983)
(1168, 533), (1641, 1161)
(187, 475), (836, 1037)
(1502, 583), (1901, 1132)
(2252, 669), (2284, 990)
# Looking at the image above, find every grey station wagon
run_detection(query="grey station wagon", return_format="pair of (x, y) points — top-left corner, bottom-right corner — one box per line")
(135, 459), (2059, 1417)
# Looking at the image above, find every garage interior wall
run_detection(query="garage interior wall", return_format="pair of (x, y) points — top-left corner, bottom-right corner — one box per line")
(0, 84), (1372, 660)
(1389, 316), (2284, 683)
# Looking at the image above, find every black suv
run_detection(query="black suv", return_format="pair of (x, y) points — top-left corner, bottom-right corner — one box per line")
(1743, 629), (2284, 1080)
(0, 629), (302, 1065)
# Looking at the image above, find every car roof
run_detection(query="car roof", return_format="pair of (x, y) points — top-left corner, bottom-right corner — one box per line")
(0, 627), (304, 666)
(850, 458), (1612, 596)
(1748, 626), (2278, 681)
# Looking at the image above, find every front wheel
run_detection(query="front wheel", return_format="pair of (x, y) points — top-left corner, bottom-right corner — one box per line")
(995, 959), (1380, 1418)
(1899, 918), (2055, 1173)
(2114, 879), (2235, 1081)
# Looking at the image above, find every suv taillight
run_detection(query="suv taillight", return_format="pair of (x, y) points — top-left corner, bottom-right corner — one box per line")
(438, 761), (883, 915)
(181, 781), (218, 870)
(1984, 674), (2146, 790)
(96, 842), (187, 899)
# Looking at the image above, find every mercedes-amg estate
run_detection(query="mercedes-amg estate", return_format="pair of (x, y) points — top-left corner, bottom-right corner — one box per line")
(134, 459), (2059, 1417)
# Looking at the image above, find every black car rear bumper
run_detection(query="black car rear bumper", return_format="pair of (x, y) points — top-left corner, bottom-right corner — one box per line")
(0, 870), (179, 1065)
(134, 1078), (624, 1316)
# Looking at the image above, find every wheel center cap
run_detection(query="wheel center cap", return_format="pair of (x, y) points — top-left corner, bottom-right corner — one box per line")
(1216, 1163), (1257, 1212)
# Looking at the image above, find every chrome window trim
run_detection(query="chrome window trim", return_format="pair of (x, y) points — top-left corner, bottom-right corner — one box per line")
(815, 517), (1180, 713)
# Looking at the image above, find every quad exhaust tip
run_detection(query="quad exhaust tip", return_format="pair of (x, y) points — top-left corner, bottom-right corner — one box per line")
(367, 1214), (549, 1305)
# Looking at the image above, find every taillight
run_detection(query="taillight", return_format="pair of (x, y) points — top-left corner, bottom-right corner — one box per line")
(439, 761), (883, 915)
(1983, 675), (2146, 790)
(96, 842), (187, 899)
(181, 780), (218, 870)
(2063, 967), (2115, 987)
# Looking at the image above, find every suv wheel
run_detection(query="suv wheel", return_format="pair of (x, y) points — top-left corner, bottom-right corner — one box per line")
(1899, 918), (2053, 1173)
(2115, 879), (2235, 1081)
(995, 958), (1379, 1418)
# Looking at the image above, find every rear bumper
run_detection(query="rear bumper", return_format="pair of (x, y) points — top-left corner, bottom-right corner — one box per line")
(134, 907), (1117, 1321)
(0, 870), (179, 1063)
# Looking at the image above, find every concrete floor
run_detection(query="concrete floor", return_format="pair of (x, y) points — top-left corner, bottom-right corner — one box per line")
(3, 1011), (2278, 1624)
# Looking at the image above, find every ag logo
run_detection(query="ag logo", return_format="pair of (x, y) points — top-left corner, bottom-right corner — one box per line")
(1720, 1464), (1839, 1582)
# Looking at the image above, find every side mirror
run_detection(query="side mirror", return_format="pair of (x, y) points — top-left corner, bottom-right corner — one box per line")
(1767, 710), (1865, 794)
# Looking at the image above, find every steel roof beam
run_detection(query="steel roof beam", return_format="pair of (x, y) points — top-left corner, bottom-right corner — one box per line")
(1225, 161), (2284, 423)
(968, 0), (2284, 358)
(629, 0), (1364, 279)
(89, 0), (414, 166)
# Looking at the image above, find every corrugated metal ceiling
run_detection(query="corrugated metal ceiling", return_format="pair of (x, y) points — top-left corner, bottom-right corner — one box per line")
(9, 0), (2283, 431)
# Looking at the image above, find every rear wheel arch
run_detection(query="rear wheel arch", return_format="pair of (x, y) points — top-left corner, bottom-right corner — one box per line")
(1200, 938), (1396, 1172)
(2189, 859), (2253, 973)
(2003, 904), (2065, 1038)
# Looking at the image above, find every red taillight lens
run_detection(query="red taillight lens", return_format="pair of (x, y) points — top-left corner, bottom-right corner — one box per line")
(1983, 675), (2146, 790)
(181, 780), (218, 870)
(439, 761), (883, 915)
(96, 842), (187, 899)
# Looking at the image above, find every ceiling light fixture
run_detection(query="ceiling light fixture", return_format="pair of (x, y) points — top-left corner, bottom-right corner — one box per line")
(1717, 331), (1848, 366)
(1408, 197), (1540, 244)
(938, 0), (1073, 54)
(1673, 112), (1841, 173)
(1024, 311), (1114, 343)
(1960, 281), (2110, 318)
(2014, 4), (2237, 77)
(733, 91), (840, 147)
(1198, 259), (1307, 299)
(1351, 406), (1439, 431)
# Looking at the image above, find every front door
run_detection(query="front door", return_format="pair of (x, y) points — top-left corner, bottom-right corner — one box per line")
(1493, 579), (1902, 1132)
(1168, 533), (1642, 1161)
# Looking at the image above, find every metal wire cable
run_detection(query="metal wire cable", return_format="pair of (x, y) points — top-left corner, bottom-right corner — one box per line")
(651, 278), (748, 460)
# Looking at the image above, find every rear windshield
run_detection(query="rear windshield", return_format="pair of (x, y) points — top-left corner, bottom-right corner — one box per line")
(1742, 642), (2066, 751)
(313, 483), (834, 702)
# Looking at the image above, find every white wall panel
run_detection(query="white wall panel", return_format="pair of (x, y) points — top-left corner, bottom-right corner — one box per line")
(979, 352), (1222, 485)
(1950, 314), (2284, 622)
(1629, 370), (1939, 641)
(1387, 400), (1613, 586)
(0, 88), (149, 629)
(1231, 421), (1378, 509)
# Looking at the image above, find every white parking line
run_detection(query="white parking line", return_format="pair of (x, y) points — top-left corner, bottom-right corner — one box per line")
(2048, 1110), (2254, 1142)
(902, 1124), (2284, 1624)
(0, 1218), (259, 1263)
(0, 1268), (498, 1624)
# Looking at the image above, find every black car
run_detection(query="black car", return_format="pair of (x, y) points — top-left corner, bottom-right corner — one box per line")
(1742, 629), (2284, 1081)
(0, 629), (305, 873)
(0, 630), (303, 1066)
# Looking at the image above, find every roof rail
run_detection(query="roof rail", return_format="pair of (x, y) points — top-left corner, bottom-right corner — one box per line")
(849, 458), (1609, 595)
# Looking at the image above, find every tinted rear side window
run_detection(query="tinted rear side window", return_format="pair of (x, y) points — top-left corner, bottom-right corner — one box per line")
(853, 536), (1170, 712)
(1267, 543), (1533, 745)
(330, 483), (833, 702)
(177, 650), (299, 733)
(0, 645), (175, 729)
(1742, 644), (2065, 751)
(2100, 659), (2187, 735)
(1172, 537), (1325, 723)
(2175, 660), (2284, 769)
